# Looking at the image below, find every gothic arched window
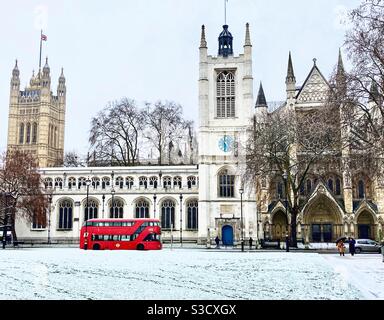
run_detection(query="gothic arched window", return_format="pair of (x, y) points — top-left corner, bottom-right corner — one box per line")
(306, 179), (312, 195)
(110, 199), (124, 219)
(139, 176), (148, 189)
(58, 200), (73, 230)
(19, 123), (24, 144)
(187, 176), (197, 189)
(135, 199), (149, 218)
(335, 178), (341, 196)
(92, 177), (100, 189)
(84, 199), (98, 221)
(161, 200), (175, 229)
(44, 178), (53, 189)
(218, 169), (235, 198)
(173, 176), (182, 189)
(26, 123), (31, 144)
(68, 177), (76, 190)
(163, 176), (172, 189)
(126, 177), (134, 189)
(54, 177), (63, 189)
(328, 179), (334, 192)
(32, 123), (38, 144)
(216, 71), (235, 118)
(358, 180), (365, 199)
(115, 176), (124, 189)
(187, 200), (198, 230)
(149, 176), (158, 189)
(102, 177), (110, 189)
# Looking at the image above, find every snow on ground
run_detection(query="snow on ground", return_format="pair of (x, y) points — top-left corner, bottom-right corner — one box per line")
(321, 254), (384, 299)
(0, 248), (377, 300)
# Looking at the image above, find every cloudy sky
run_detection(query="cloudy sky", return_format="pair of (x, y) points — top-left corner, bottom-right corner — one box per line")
(0, 0), (361, 156)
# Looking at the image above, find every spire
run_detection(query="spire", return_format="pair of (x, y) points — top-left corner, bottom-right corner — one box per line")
(286, 51), (296, 84)
(43, 56), (50, 74)
(218, 25), (233, 57)
(12, 59), (19, 77)
(200, 25), (207, 48)
(244, 22), (251, 46)
(59, 67), (66, 84)
(337, 48), (345, 75)
(336, 49), (346, 94)
(255, 82), (267, 108)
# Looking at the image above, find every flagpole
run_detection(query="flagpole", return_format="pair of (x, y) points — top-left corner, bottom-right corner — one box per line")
(39, 29), (43, 77)
(224, 0), (227, 25)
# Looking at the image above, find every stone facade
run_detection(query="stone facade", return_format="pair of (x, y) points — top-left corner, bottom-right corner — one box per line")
(7, 59), (66, 167)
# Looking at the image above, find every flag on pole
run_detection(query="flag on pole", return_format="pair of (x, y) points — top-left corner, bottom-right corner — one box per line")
(41, 34), (47, 41)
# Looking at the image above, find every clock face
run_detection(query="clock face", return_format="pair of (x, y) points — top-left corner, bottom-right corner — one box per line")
(218, 135), (233, 152)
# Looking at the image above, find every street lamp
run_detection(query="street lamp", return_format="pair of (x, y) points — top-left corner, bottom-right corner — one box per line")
(102, 194), (105, 219)
(84, 177), (91, 250)
(239, 187), (244, 252)
(111, 188), (115, 218)
(179, 194), (183, 247)
(1, 192), (12, 249)
(47, 193), (53, 244)
(282, 171), (289, 252)
(153, 194), (157, 219)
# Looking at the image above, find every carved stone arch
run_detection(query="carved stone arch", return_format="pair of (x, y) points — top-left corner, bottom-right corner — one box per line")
(130, 196), (153, 207)
(354, 206), (377, 224)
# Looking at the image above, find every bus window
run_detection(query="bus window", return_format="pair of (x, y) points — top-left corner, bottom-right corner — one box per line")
(121, 235), (131, 241)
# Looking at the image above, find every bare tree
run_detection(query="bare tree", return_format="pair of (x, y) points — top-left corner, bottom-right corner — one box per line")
(143, 101), (189, 165)
(336, 0), (384, 155)
(89, 98), (144, 166)
(245, 106), (340, 247)
(0, 150), (47, 243)
(64, 151), (85, 167)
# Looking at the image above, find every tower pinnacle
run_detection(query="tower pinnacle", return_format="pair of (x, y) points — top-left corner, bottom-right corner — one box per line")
(244, 22), (251, 46)
(200, 25), (207, 48)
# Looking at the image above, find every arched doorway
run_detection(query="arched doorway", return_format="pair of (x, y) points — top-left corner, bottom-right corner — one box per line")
(303, 194), (343, 242)
(271, 210), (288, 241)
(222, 225), (234, 246)
(357, 211), (375, 239)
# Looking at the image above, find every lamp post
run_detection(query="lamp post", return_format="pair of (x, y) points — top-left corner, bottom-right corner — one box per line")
(102, 194), (105, 219)
(153, 194), (157, 219)
(239, 187), (244, 252)
(111, 188), (115, 218)
(47, 193), (53, 244)
(179, 193), (183, 247)
(1, 192), (12, 249)
(84, 177), (91, 250)
(282, 171), (289, 252)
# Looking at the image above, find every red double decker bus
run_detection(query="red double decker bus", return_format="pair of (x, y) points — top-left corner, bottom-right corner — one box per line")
(80, 218), (162, 250)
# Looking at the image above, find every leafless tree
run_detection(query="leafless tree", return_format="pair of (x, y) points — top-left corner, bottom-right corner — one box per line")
(245, 106), (340, 247)
(335, 0), (384, 155)
(89, 98), (144, 166)
(64, 151), (85, 167)
(143, 101), (190, 165)
(0, 150), (47, 242)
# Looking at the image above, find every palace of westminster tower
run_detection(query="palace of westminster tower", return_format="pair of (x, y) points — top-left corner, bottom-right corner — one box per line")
(7, 59), (66, 167)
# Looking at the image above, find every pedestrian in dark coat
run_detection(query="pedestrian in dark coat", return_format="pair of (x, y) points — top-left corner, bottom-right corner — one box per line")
(215, 236), (220, 248)
(285, 234), (290, 252)
(249, 237), (253, 250)
(349, 237), (356, 256)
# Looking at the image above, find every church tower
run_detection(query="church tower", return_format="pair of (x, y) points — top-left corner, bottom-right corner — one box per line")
(6, 59), (66, 167)
(198, 23), (257, 245)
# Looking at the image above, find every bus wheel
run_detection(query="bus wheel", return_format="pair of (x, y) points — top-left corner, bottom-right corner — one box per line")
(93, 244), (100, 250)
(136, 244), (145, 251)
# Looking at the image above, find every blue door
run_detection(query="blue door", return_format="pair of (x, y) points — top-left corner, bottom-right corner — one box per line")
(222, 225), (234, 246)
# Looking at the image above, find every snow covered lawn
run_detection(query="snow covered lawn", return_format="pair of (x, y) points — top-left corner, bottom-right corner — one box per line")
(0, 248), (380, 300)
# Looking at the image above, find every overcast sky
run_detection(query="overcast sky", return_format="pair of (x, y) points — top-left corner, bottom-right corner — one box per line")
(0, 0), (361, 156)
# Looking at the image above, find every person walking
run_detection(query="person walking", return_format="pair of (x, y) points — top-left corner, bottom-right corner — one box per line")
(349, 237), (356, 256)
(249, 237), (253, 250)
(215, 236), (220, 248)
(337, 240), (345, 256)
